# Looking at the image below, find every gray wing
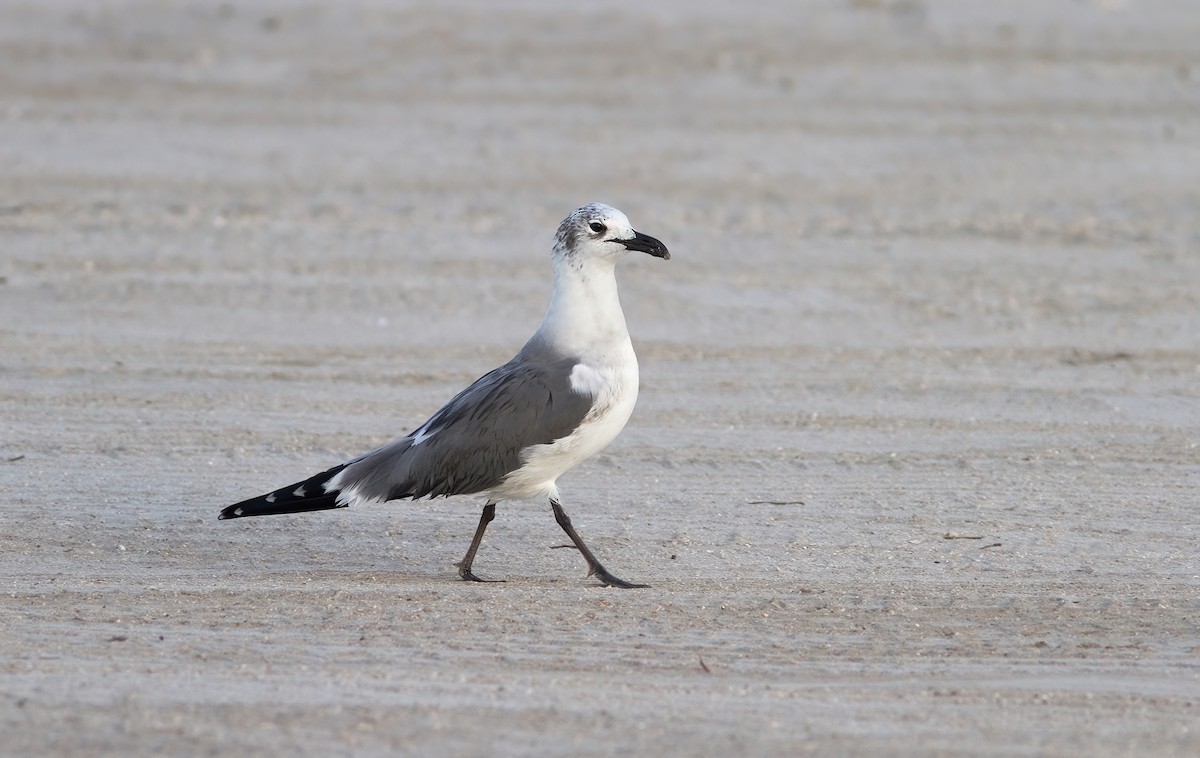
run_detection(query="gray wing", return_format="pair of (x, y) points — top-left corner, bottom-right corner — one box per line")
(332, 353), (594, 502)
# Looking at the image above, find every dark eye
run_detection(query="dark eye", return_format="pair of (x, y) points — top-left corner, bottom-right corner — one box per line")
(588, 221), (606, 234)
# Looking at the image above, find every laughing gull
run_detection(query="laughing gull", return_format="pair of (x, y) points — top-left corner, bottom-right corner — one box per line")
(220, 203), (669, 588)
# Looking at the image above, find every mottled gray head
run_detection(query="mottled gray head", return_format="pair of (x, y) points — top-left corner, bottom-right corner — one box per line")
(554, 203), (670, 263)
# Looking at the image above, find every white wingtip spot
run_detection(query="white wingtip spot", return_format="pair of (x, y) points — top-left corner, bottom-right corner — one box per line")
(293, 486), (307, 498)
(233, 507), (244, 517)
(265, 493), (276, 503)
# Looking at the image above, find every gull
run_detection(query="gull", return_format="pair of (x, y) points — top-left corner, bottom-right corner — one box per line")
(219, 203), (669, 588)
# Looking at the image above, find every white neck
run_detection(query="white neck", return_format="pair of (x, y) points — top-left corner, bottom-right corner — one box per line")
(534, 255), (631, 357)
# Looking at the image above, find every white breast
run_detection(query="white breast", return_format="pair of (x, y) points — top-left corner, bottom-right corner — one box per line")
(492, 246), (643, 502)
(493, 344), (639, 502)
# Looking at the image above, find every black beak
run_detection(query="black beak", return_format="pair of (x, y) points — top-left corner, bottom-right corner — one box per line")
(620, 230), (670, 260)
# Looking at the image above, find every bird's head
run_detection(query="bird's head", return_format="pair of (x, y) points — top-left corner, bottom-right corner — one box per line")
(554, 203), (670, 265)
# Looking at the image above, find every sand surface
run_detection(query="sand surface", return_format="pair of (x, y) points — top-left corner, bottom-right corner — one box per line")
(2, 1), (1199, 754)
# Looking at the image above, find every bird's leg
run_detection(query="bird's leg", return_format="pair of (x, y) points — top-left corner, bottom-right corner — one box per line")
(457, 500), (504, 583)
(550, 499), (648, 588)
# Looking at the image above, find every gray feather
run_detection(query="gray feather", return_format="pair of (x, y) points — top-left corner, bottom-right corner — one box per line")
(334, 340), (594, 502)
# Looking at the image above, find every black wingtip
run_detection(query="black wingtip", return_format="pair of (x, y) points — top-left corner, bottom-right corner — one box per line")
(218, 496), (347, 520)
(219, 464), (349, 520)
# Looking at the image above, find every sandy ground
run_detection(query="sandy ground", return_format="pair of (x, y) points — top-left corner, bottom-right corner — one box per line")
(2, 0), (1199, 754)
